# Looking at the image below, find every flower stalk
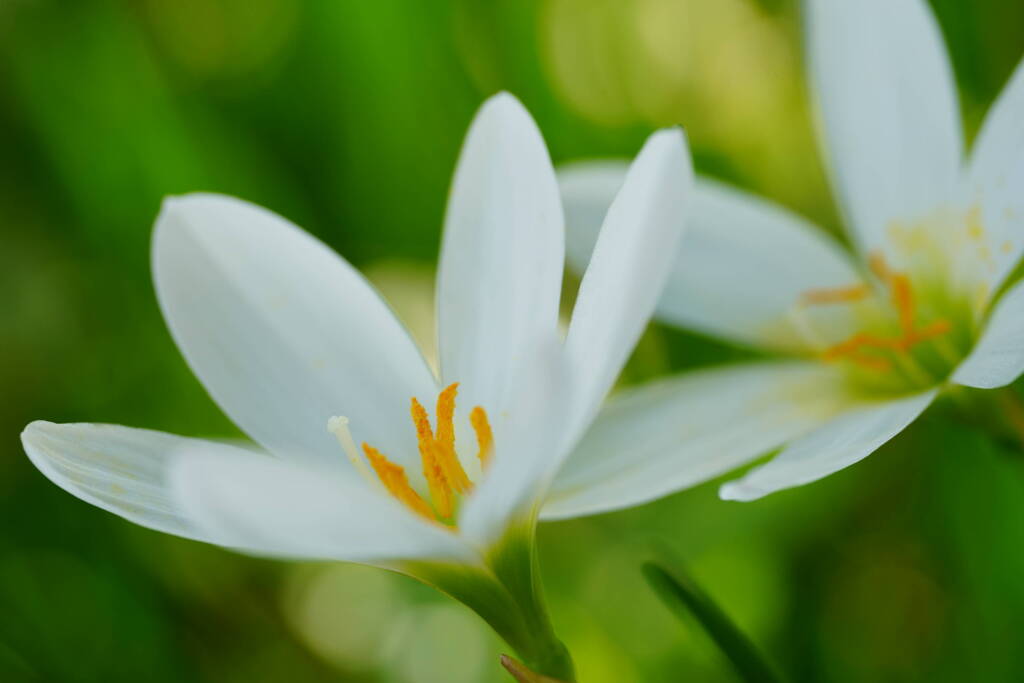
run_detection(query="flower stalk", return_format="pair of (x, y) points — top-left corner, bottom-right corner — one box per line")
(408, 522), (575, 681)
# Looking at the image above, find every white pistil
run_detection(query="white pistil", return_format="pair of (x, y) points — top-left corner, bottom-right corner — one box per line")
(327, 416), (375, 484)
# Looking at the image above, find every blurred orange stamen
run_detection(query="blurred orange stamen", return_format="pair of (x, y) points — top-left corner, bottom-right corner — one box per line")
(806, 250), (951, 372)
(801, 284), (871, 305)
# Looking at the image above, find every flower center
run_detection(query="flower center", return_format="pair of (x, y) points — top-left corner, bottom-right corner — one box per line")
(327, 383), (492, 525)
(796, 251), (969, 394)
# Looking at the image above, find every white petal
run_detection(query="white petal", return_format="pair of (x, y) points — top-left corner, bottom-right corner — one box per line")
(952, 280), (1024, 389)
(153, 194), (437, 472)
(462, 128), (693, 546)
(662, 179), (863, 351)
(719, 390), (937, 502)
(558, 161), (631, 277)
(21, 420), (247, 541)
(541, 361), (850, 520)
(459, 338), (571, 547)
(808, 0), (963, 254)
(559, 167), (863, 352)
(437, 92), (564, 418)
(963, 56), (1024, 289)
(170, 446), (477, 564)
(564, 128), (693, 438)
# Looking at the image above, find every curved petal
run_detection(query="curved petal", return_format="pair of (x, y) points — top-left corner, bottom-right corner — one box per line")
(952, 279), (1024, 389)
(21, 420), (248, 542)
(558, 160), (631, 277)
(461, 128), (693, 546)
(437, 93), (564, 419)
(719, 389), (937, 502)
(564, 128), (693, 440)
(661, 179), (863, 352)
(152, 193), (437, 472)
(170, 445), (478, 565)
(459, 338), (571, 548)
(540, 361), (850, 520)
(559, 166), (864, 352)
(807, 0), (963, 255)
(963, 56), (1024, 290)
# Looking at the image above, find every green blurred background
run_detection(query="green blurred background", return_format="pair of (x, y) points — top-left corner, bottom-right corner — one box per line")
(3, 0), (1024, 681)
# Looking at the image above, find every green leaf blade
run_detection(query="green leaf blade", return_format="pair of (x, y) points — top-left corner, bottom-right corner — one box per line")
(643, 562), (784, 683)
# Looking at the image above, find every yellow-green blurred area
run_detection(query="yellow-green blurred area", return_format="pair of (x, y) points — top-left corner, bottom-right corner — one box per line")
(3, 0), (1024, 681)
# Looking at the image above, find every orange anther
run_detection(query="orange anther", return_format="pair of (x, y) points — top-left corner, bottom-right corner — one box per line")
(868, 251), (893, 284)
(362, 444), (435, 521)
(889, 274), (915, 337)
(411, 397), (453, 518)
(470, 406), (494, 466)
(801, 284), (871, 305)
(359, 387), (496, 523)
(435, 383), (472, 493)
(807, 250), (953, 374)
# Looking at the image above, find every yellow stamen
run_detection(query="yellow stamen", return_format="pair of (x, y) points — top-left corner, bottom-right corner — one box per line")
(435, 383), (472, 493)
(470, 405), (494, 466)
(869, 251), (893, 284)
(411, 397), (453, 518)
(901, 319), (952, 349)
(890, 273), (915, 337)
(801, 284), (871, 305)
(822, 332), (900, 361)
(811, 251), (952, 373)
(350, 387), (496, 523)
(361, 443), (435, 520)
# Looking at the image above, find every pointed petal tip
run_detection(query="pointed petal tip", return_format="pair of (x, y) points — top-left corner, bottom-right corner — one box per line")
(472, 92), (536, 136)
(480, 90), (524, 112)
(648, 125), (688, 146)
(157, 193), (199, 215)
(156, 192), (240, 219)
(636, 126), (693, 180)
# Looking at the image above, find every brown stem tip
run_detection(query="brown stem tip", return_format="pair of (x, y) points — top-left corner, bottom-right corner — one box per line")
(500, 655), (567, 683)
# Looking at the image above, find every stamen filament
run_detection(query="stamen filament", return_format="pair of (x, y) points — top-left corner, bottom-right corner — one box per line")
(327, 416), (375, 483)
(890, 273), (915, 337)
(807, 250), (954, 377)
(800, 284), (871, 305)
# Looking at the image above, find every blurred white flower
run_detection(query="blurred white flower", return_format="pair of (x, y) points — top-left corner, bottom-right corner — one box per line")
(21, 93), (691, 674)
(554, 0), (1024, 508)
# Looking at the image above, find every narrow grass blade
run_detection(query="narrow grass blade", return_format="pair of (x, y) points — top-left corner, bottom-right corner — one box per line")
(643, 561), (783, 683)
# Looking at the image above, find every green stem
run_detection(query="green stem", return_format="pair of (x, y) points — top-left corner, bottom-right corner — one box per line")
(404, 521), (575, 681)
(488, 523), (576, 681)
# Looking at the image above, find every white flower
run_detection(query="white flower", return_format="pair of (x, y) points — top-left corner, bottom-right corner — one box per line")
(552, 0), (1024, 510)
(21, 93), (691, 673)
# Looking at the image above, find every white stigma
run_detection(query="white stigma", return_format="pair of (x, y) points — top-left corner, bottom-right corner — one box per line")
(327, 416), (375, 483)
